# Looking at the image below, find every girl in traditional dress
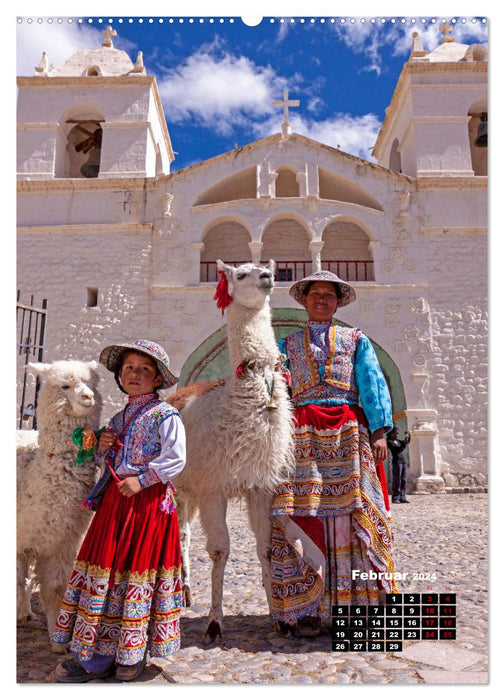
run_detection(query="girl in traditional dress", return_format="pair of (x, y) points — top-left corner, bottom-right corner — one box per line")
(270, 271), (397, 637)
(53, 339), (185, 682)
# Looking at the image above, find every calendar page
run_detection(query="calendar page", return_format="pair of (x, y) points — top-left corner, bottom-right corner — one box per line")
(16, 3), (489, 691)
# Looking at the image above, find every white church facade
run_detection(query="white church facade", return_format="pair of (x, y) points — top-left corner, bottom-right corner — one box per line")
(16, 27), (488, 495)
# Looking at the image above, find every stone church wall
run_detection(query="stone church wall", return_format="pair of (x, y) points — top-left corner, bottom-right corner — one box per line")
(17, 225), (155, 420)
(423, 232), (488, 489)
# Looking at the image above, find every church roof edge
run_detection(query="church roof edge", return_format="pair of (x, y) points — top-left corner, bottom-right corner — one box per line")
(17, 74), (155, 87)
(166, 132), (415, 184)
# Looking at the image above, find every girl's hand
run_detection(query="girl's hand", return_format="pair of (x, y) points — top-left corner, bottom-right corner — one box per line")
(117, 477), (143, 498)
(99, 430), (119, 452)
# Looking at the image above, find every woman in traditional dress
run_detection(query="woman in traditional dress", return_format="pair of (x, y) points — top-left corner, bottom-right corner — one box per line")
(52, 339), (185, 682)
(270, 271), (397, 637)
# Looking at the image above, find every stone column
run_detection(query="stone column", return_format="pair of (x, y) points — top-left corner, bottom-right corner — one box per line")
(256, 162), (271, 198)
(309, 240), (324, 273)
(296, 169), (308, 198)
(257, 161), (277, 199)
(404, 408), (445, 493)
(306, 162), (319, 197)
(248, 240), (263, 265)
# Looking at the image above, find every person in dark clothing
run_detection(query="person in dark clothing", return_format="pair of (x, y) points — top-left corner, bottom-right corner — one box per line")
(387, 425), (411, 504)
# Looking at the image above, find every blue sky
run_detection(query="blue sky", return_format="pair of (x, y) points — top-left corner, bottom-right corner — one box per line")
(16, 7), (488, 172)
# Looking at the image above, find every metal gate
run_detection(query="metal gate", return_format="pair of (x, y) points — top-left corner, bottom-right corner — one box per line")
(17, 292), (47, 429)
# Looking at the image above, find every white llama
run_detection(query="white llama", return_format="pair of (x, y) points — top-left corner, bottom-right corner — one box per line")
(171, 260), (294, 643)
(17, 360), (102, 652)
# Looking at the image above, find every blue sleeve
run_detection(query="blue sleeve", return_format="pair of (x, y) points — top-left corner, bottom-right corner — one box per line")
(277, 337), (289, 368)
(354, 334), (393, 435)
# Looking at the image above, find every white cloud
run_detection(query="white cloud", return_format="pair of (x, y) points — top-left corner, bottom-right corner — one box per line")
(331, 17), (488, 74)
(392, 19), (488, 56)
(16, 20), (105, 77)
(158, 50), (290, 136)
(307, 96), (324, 113)
(332, 20), (390, 76)
(253, 111), (381, 161)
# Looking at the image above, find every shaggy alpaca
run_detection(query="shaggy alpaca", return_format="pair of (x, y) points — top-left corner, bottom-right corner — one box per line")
(17, 360), (102, 652)
(171, 260), (294, 642)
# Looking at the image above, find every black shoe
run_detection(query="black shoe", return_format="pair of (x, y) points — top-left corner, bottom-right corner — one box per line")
(400, 499), (410, 503)
(392, 499), (400, 504)
(55, 658), (113, 683)
(275, 620), (296, 637)
(115, 654), (147, 682)
(296, 616), (321, 637)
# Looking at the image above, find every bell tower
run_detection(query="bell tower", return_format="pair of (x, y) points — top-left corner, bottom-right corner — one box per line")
(372, 26), (487, 178)
(17, 28), (174, 180)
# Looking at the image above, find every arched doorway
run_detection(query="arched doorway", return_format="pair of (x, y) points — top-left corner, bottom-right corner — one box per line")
(321, 218), (375, 281)
(199, 220), (252, 282)
(261, 217), (311, 282)
(177, 308), (408, 487)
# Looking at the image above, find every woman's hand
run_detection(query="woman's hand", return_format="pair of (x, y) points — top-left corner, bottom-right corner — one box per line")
(370, 428), (387, 463)
(117, 477), (143, 498)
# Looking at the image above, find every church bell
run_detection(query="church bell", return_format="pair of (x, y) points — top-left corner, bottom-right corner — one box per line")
(475, 113), (487, 148)
(80, 146), (101, 178)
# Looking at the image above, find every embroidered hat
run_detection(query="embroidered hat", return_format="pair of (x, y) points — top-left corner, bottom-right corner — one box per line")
(289, 270), (356, 308)
(99, 339), (178, 391)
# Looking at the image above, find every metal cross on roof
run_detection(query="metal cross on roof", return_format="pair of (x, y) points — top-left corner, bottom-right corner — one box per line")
(102, 26), (117, 48)
(439, 23), (455, 43)
(273, 89), (300, 137)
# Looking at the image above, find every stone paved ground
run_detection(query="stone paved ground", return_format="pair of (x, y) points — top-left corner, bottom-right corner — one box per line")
(16, 494), (488, 686)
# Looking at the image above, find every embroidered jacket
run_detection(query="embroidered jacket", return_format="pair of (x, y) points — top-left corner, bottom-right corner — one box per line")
(285, 324), (361, 404)
(109, 398), (181, 475)
(84, 394), (185, 512)
(279, 321), (392, 434)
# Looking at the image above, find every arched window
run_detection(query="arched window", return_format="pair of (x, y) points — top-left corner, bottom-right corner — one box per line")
(194, 168), (257, 205)
(200, 220), (252, 282)
(261, 217), (311, 281)
(56, 107), (105, 179)
(275, 166), (299, 197)
(322, 219), (374, 281)
(85, 65), (103, 76)
(66, 123), (102, 178)
(389, 138), (402, 173)
(318, 167), (383, 210)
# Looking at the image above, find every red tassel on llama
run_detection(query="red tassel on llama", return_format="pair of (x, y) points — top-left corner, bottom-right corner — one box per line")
(213, 270), (233, 315)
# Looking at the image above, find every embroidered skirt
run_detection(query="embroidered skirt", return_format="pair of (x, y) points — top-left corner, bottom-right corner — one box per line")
(270, 403), (397, 623)
(52, 481), (183, 665)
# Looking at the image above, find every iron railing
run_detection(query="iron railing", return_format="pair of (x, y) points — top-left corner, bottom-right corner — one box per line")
(17, 292), (47, 429)
(200, 259), (374, 283)
(325, 260), (374, 281)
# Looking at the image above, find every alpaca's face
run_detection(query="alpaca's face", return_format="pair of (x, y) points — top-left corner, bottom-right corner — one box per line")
(29, 360), (100, 417)
(217, 260), (275, 310)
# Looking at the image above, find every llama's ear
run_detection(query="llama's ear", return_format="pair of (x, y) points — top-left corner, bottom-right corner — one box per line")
(216, 259), (234, 276)
(267, 259), (276, 275)
(216, 259), (235, 292)
(27, 362), (51, 377)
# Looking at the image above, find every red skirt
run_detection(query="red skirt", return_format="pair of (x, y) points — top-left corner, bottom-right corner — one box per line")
(52, 481), (182, 665)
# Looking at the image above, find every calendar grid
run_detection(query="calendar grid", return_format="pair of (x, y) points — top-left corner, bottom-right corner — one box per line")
(331, 593), (456, 652)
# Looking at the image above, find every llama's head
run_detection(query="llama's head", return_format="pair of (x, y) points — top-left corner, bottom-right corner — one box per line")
(28, 360), (101, 418)
(215, 260), (275, 311)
